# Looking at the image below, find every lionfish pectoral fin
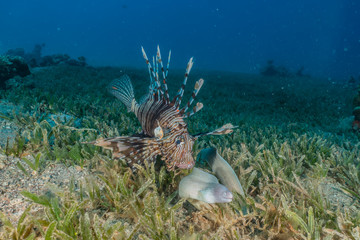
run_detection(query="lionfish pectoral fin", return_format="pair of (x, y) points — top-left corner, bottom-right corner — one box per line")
(113, 152), (126, 158)
(83, 137), (111, 150)
(108, 75), (138, 112)
(90, 136), (161, 166)
(139, 93), (150, 105)
(193, 123), (238, 139)
(88, 137), (131, 151)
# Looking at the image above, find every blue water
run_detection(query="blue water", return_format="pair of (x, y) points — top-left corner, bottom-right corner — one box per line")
(0, 0), (359, 79)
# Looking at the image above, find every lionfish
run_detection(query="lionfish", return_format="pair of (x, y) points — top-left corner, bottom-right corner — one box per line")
(91, 46), (236, 170)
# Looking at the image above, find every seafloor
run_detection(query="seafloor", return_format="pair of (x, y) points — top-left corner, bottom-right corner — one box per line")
(0, 65), (360, 239)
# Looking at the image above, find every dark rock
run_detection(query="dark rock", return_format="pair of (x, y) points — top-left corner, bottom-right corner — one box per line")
(6, 48), (25, 57)
(261, 60), (278, 76)
(5, 44), (87, 68)
(6, 44), (45, 67)
(24, 43), (45, 67)
(260, 60), (293, 77)
(39, 54), (70, 66)
(0, 55), (30, 89)
(39, 54), (87, 67)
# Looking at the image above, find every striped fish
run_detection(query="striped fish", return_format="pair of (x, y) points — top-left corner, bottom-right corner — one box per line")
(91, 46), (236, 170)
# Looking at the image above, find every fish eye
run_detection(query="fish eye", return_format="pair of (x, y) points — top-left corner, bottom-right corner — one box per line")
(175, 136), (185, 145)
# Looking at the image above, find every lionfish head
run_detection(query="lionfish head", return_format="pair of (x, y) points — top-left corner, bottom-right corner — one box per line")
(172, 132), (195, 169)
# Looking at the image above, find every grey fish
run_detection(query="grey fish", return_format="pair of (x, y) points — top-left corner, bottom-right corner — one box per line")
(198, 147), (245, 197)
(179, 167), (233, 203)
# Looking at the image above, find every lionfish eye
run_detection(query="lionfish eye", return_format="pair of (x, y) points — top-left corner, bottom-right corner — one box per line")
(175, 136), (185, 145)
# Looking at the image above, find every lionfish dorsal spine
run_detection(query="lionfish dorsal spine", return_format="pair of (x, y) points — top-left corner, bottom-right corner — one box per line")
(141, 46), (160, 97)
(165, 50), (171, 78)
(173, 57), (194, 108)
(156, 45), (170, 103)
(184, 102), (203, 118)
(153, 55), (162, 96)
(180, 78), (204, 115)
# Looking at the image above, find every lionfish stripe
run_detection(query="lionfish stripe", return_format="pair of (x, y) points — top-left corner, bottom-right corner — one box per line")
(174, 57), (194, 108)
(108, 75), (137, 112)
(181, 78), (204, 114)
(157, 45), (170, 103)
(136, 97), (171, 136)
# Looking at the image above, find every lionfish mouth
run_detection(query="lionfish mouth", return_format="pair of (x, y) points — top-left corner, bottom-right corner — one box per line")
(175, 153), (195, 169)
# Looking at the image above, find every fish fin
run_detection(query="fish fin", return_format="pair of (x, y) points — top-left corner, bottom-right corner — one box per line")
(108, 75), (137, 112)
(183, 102), (203, 118)
(139, 93), (150, 105)
(198, 187), (216, 204)
(141, 46), (162, 97)
(156, 46), (171, 103)
(193, 123), (237, 139)
(173, 57), (194, 108)
(89, 136), (161, 167)
(180, 78), (204, 114)
(198, 189), (207, 201)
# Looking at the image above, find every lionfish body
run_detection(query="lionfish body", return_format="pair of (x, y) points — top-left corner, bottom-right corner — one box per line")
(91, 46), (236, 170)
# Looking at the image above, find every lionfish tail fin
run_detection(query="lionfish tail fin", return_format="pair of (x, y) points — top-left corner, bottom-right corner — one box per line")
(193, 123), (238, 139)
(90, 136), (161, 167)
(173, 57), (194, 108)
(180, 78), (204, 114)
(108, 75), (137, 112)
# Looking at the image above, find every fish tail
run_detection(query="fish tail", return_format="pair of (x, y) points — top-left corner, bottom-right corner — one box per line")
(108, 75), (138, 112)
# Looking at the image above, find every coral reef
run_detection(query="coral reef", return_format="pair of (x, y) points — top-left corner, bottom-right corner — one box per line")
(6, 44), (44, 67)
(0, 55), (30, 89)
(40, 54), (87, 67)
(5, 44), (87, 68)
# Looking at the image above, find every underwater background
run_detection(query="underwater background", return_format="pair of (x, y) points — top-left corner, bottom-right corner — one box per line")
(1, 0), (360, 239)
(1, 0), (360, 78)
